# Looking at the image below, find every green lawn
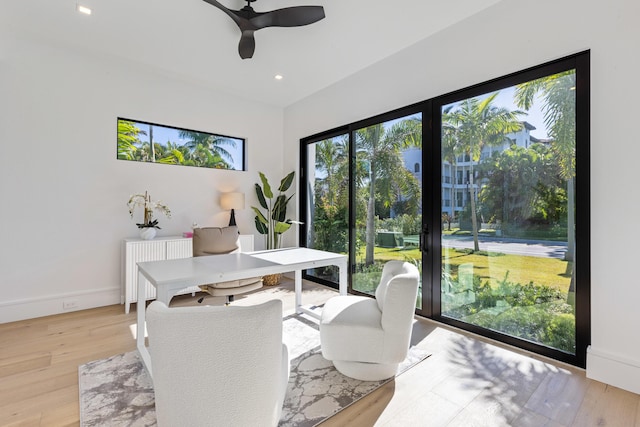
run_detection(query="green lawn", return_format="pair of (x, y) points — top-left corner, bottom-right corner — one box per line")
(442, 247), (572, 293)
(355, 246), (572, 293)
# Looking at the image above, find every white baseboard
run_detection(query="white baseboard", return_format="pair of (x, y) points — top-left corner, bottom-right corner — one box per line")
(0, 287), (121, 324)
(586, 345), (640, 394)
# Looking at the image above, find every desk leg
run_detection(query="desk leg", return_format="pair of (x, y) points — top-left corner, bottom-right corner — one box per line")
(294, 269), (302, 314)
(339, 260), (348, 296)
(136, 271), (152, 377)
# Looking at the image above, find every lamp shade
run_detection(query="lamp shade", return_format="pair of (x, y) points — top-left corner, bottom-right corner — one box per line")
(220, 192), (245, 210)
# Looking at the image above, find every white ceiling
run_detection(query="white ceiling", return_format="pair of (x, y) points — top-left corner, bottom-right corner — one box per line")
(2, 0), (502, 107)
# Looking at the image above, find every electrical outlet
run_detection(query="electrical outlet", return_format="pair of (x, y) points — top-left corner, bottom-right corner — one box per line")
(63, 299), (79, 310)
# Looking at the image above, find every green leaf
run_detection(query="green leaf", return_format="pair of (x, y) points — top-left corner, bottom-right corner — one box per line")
(251, 207), (268, 225)
(272, 194), (288, 222)
(259, 172), (273, 199)
(274, 194), (294, 222)
(254, 183), (268, 209)
(274, 221), (292, 234)
(278, 171), (295, 192)
(254, 216), (268, 234)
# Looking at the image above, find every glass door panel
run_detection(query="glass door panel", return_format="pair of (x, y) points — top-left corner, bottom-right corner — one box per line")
(304, 134), (350, 284)
(440, 70), (577, 354)
(353, 113), (423, 309)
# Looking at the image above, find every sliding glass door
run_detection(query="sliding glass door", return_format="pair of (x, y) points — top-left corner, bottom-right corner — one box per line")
(433, 53), (589, 365)
(303, 132), (350, 284)
(439, 70), (577, 355)
(352, 113), (423, 308)
(301, 52), (589, 366)
(302, 110), (424, 307)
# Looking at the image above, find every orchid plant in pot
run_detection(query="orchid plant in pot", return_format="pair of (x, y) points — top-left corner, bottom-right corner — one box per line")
(127, 191), (171, 240)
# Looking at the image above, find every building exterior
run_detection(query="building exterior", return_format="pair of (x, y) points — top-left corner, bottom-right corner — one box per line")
(439, 121), (541, 218)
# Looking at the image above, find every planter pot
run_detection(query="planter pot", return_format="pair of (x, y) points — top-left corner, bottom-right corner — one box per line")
(139, 227), (157, 240)
(263, 273), (282, 286)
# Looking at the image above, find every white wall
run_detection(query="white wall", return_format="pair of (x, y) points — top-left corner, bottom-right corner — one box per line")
(0, 34), (284, 323)
(284, 0), (640, 394)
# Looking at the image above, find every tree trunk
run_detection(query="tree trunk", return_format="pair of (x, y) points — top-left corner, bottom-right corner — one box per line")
(307, 179), (315, 248)
(565, 177), (575, 262)
(565, 177), (576, 309)
(469, 172), (480, 252)
(451, 164), (456, 218)
(149, 125), (155, 163)
(365, 168), (376, 265)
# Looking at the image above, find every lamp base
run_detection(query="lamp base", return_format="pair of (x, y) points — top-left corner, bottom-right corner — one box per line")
(229, 209), (237, 227)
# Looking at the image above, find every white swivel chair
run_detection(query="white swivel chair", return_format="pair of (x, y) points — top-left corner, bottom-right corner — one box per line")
(146, 299), (289, 427)
(320, 260), (420, 381)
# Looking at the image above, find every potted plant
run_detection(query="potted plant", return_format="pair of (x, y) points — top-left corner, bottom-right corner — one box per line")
(127, 191), (171, 240)
(252, 171), (298, 284)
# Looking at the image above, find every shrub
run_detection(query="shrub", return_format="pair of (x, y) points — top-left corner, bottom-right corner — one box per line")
(443, 270), (575, 352)
(353, 262), (385, 293)
(545, 313), (576, 353)
(377, 214), (422, 235)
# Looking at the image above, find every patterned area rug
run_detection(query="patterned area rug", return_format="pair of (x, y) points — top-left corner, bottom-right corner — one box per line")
(79, 314), (430, 426)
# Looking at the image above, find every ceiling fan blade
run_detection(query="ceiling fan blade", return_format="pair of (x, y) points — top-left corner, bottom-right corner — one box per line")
(250, 6), (325, 30)
(238, 30), (256, 59)
(201, 0), (244, 27)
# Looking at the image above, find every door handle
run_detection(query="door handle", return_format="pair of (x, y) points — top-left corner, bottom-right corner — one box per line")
(419, 224), (429, 253)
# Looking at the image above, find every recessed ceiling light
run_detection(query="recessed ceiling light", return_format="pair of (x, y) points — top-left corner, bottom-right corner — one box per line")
(77, 4), (92, 15)
(274, 74), (284, 81)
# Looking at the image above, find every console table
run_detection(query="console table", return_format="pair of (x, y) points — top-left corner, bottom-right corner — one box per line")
(122, 235), (253, 313)
(135, 247), (347, 377)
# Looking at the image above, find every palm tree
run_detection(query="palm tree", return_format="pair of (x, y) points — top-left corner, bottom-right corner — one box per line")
(315, 137), (349, 219)
(514, 71), (576, 261)
(310, 137), (350, 253)
(445, 93), (523, 251)
(179, 130), (235, 169)
(356, 117), (422, 265)
(514, 71), (577, 306)
(156, 140), (186, 165)
(117, 120), (144, 160)
(442, 107), (462, 218)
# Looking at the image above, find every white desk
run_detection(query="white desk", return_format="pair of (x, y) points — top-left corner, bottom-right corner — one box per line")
(136, 247), (347, 376)
(122, 235), (254, 313)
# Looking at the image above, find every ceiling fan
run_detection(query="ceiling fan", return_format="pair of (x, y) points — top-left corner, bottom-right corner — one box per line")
(202, 0), (325, 59)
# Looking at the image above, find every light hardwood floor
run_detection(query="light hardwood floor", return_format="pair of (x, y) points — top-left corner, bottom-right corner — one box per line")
(1, 278), (639, 426)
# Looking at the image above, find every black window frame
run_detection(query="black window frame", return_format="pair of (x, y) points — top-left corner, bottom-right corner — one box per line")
(117, 117), (247, 171)
(299, 51), (590, 367)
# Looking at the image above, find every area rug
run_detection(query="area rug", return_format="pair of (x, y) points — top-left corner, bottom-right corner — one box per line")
(79, 314), (430, 427)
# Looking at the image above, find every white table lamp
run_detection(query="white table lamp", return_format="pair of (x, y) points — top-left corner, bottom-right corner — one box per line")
(220, 192), (245, 227)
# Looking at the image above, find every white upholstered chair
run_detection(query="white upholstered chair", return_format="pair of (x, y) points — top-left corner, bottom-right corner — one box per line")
(192, 226), (263, 304)
(320, 260), (420, 381)
(146, 299), (289, 427)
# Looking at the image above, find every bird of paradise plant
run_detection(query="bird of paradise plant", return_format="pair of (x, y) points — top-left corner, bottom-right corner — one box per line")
(251, 171), (300, 249)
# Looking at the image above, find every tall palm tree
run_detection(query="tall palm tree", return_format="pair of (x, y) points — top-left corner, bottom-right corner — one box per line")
(315, 137), (349, 220)
(442, 107), (462, 218)
(356, 117), (422, 265)
(445, 93), (523, 251)
(312, 137), (349, 252)
(514, 71), (577, 306)
(514, 71), (576, 261)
